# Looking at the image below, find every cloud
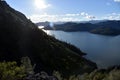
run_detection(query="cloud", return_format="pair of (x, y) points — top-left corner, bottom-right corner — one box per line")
(30, 13), (120, 22)
(29, 12), (96, 22)
(114, 0), (120, 2)
(103, 13), (120, 20)
(65, 14), (80, 16)
(80, 12), (96, 20)
(86, 15), (96, 19)
(80, 12), (88, 16)
(61, 17), (81, 22)
(30, 14), (81, 22)
(30, 13), (58, 22)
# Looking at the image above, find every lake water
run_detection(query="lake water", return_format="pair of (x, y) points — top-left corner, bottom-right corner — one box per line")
(44, 30), (120, 68)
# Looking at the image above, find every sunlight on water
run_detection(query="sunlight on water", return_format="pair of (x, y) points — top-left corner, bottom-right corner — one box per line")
(42, 29), (52, 34)
(38, 26), (44, 29)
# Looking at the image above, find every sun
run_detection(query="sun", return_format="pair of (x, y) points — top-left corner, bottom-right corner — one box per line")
(35, 0), (51, 9)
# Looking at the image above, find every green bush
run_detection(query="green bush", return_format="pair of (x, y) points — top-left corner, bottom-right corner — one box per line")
(0, 61), (26, 80)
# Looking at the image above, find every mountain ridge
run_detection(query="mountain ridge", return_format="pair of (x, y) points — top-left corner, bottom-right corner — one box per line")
(40, 20), (120, 36)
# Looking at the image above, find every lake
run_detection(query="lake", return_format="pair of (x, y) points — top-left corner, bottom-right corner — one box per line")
(44, 30), (120, 68)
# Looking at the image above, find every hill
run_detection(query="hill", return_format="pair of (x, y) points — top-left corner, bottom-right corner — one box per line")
(43, 20), (120, 36)
(0, 1), (96, 76)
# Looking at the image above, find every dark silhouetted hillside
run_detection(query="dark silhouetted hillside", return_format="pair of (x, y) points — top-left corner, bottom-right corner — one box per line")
(0, 1), (97, 76)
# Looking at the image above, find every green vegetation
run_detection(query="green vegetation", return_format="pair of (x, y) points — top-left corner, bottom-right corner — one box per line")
(0, 61), (26, 80)
(0, 57), (119, 80)
(0, 0), (97, 76)
(1, 1), (119, 79)
(0, 1), (120, 80)
(53, 68), (120, 80)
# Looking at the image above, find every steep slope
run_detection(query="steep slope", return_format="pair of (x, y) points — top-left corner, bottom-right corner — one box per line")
(0, 1), (96, 76)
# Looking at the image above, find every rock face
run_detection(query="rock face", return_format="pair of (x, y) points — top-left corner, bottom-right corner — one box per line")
(0, 1), (97, 76)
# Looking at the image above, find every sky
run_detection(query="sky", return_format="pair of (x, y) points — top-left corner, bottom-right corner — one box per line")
(5, 0), (120, 22)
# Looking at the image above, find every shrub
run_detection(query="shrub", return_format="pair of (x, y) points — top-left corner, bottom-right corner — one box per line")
(0, 61), (26, 80)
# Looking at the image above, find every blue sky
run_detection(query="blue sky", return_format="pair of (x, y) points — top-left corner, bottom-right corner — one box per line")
(6, 0), (120, 22)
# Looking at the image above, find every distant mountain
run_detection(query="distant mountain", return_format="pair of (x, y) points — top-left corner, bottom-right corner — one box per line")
(54, 22), (96, 31)
(36, 20), (106, 27)
(0, 0), (97, 76)
(47, 20), (120, 36)
(36, 21), (50, 27)
(36, 20), (108, 30)
(73, 20), (108, 24)
(86, 20), (108, 24)
(90, 20), (120, 35)
(36, 21), (54, 30)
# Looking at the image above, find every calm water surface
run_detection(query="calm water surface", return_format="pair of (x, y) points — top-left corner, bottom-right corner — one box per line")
(44, 30), (120, 68)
